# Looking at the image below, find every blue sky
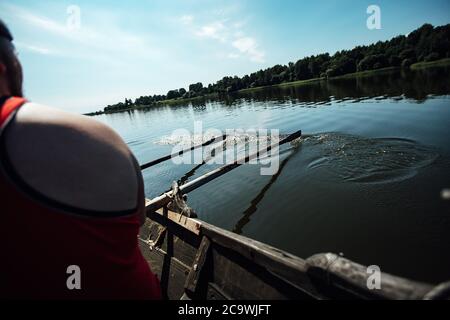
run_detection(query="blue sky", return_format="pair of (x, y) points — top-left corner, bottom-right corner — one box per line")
(1, 0), (449, 113)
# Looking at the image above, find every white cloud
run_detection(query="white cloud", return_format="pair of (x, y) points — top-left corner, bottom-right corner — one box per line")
(232, 37), (265, 63)
(232, 21), (247, 30)
(212, 4), (241, 17)
(9, 5), (68, 36)
(15, 42), (57, 56)
(2, 3), (160, 64)
(227, 53), (240, 59)
(232, 37), (255, 53)
(180, 15), (194, 25)
(182, 13), (265, 63)
(195, 22), (227, 42)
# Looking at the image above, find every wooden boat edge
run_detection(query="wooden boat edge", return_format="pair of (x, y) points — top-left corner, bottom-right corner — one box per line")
(140, 200), (447, 300)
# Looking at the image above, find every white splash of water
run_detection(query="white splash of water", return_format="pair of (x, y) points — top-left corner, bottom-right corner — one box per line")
(154, 133), (283, 147)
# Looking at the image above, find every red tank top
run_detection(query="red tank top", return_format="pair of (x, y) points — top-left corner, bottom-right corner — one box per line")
(0, 97), (161, 299)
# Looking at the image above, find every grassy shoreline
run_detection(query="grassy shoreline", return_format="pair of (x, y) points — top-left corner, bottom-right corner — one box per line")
(238, 77), (325, 93)
(230, 59), (450, 94)
(86, 58), (450, 116)
(86, 93), (218, 115)
(410, 58), (450, 70)
(330, 66), (400, 80)
(231, 67), (403, 94)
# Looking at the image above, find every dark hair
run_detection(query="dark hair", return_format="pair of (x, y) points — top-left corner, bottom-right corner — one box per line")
(0, 20), (14, 64)
(0, 20), (13, 42)
(0, 19), (23, 97)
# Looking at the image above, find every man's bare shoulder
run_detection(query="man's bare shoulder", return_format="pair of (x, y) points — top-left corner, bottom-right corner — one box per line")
(4, 102), (141, 213)
(13, 103), (126, 149)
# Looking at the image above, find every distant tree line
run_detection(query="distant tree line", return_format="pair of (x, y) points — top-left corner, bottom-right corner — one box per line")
(103, 23), (450, 113)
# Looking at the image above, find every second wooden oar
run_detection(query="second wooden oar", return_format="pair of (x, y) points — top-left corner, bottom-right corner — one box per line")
(146, 130), (302, 213)
(140, 134), (227, 170)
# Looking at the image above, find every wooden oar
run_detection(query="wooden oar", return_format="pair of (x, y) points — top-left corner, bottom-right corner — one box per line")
(146, 130), (302, 213)
(140, 134), (227, 170)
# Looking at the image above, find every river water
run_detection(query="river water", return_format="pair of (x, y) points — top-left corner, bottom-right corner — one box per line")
(95, 67), (450, 283)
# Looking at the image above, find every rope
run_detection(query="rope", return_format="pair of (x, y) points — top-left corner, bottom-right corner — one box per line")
(167, 181), (197, 218)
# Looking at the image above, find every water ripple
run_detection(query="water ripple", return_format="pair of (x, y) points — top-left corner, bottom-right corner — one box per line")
(302, 133), (439, 184)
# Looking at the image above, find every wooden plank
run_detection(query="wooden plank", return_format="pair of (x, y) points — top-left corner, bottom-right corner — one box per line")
(145, 199), (202, 235)
(207, 283), (232, 300)
(306, 253), (433, 300)
(199, 220), (320, 298)
(142, 208), (320, 298)
(209, 242), (314, 300)
(151, 226), (167, 247)
(139, 217), (164, 241)
(139, 208), (437, 300)
(185, 236), (211, 295)
(159, 231), (199, 267)
(145, 207), (201, 266)
(139, 238), (191, 300)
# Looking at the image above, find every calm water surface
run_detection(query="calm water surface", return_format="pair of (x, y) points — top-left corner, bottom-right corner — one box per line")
(96, 67), (450, 283)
